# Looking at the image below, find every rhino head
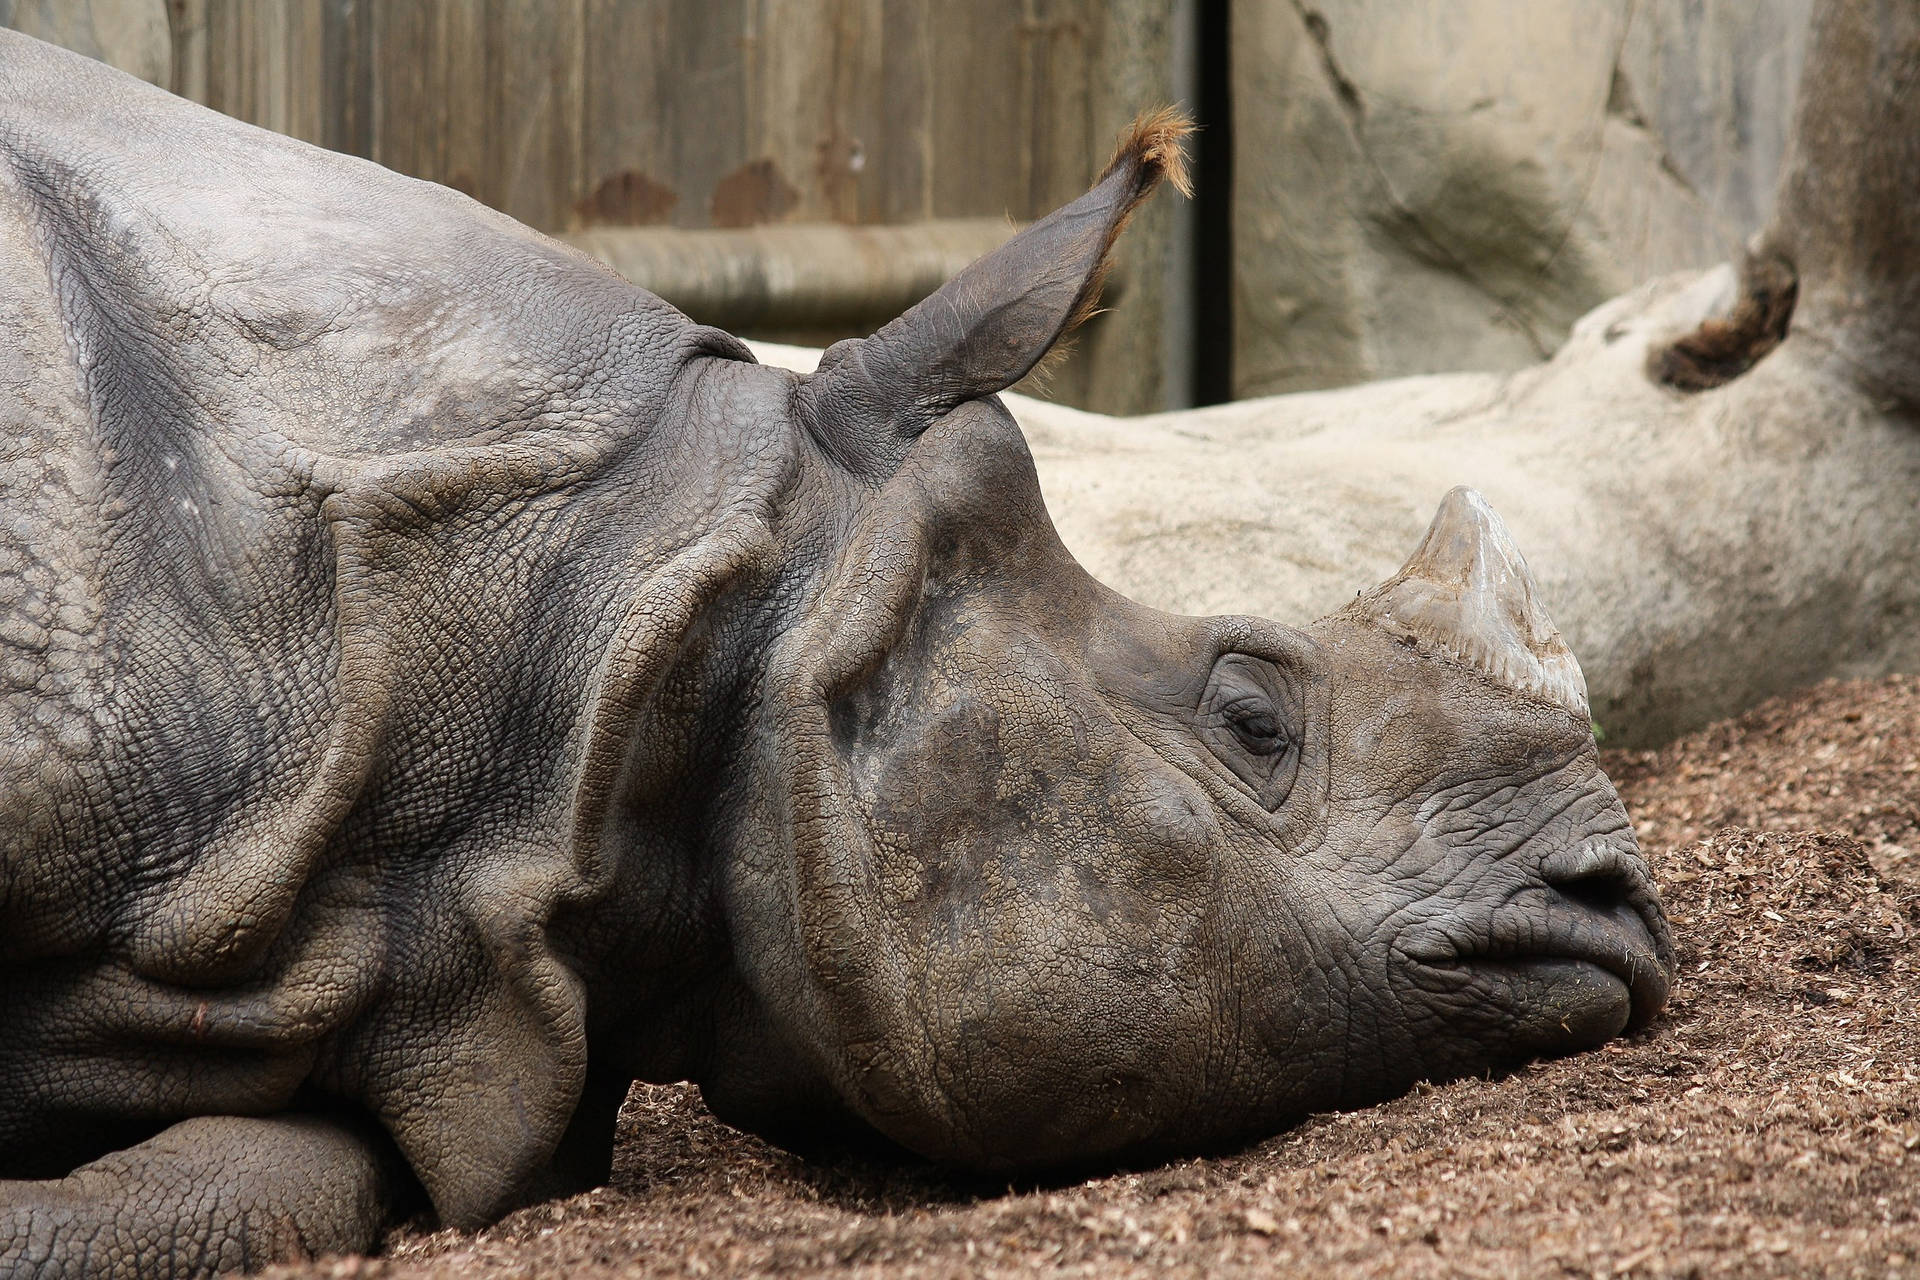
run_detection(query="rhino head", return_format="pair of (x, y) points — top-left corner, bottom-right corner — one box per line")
(691, 114), (1673, 1170)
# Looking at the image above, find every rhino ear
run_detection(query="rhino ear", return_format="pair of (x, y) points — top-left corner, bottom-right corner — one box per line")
(797, 109), (1192, 475)
(1342, 488), (1590, 721)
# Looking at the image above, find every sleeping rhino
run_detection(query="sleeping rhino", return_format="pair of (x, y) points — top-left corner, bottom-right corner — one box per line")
(0, 29), (1672, 1278)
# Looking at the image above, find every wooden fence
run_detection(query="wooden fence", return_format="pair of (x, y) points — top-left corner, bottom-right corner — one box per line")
(153, 0), (1190, 414)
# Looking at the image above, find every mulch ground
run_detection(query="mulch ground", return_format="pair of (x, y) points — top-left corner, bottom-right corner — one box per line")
(282, 675), (1920, 1279)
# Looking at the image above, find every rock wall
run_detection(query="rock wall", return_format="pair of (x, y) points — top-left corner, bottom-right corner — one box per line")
(1232, 0), (1812, 397)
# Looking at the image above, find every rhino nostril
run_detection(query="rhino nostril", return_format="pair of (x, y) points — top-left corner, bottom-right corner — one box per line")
(1540, 842), (1648, 920)
(1553, 870), (1631, 915)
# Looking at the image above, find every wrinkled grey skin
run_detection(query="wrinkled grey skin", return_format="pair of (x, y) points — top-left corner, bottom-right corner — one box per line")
(0, 31), (1671, 1279)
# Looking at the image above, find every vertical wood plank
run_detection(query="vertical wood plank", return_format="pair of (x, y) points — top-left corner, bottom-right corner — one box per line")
(589, 0), (751, 231)
(1028, 0), (1096, 211)
(254, 1), (289, 138)
(439, 1), (489, 196)
(370, 0), (485, 193)
(1074, 0), (1185, 413)
(368, 0), (435, 180)
(319, 0), (371, 158)
(664, 0), (750, 227)
(167, 0), (209, 101)
(283, 1), (325, 145)
(197, 0), (233, 122)
(756, 0), (884, 224)
(481, 0), (586, 229)
(579, 0), (675, 226)
(871, 0), (932, 223)
(927, 0), (1026, 218)
(828, 0), (889, 225)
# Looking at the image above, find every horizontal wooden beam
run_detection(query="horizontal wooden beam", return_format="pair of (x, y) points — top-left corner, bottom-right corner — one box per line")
(561, 218), (1123, 334)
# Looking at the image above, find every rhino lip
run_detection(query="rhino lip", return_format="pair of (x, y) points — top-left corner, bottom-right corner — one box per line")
(1423, 929), (1668, 1026)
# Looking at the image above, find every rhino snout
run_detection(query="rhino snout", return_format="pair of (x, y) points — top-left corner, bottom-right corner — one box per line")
(1394, 836), (1674, 1052)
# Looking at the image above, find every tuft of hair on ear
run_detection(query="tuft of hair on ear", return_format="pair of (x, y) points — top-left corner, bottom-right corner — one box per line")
(1025, 107), (1195, 389)
(1107, 104), (1197, 202)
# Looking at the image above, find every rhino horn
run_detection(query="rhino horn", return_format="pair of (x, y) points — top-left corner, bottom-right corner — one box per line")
(1342, 487), (1590, 721)
(797, 109), (1192, 475)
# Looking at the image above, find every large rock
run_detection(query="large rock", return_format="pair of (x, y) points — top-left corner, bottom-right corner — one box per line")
(1232, 0), (1812, 397)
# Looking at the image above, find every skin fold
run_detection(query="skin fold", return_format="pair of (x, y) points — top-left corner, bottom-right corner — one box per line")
(0, 31), (1670, 1279)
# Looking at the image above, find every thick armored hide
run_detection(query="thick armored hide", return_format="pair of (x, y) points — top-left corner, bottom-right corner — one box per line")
(0, 28), (767, 1224)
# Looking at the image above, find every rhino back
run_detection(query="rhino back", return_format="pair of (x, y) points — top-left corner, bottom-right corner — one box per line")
(0, 30), (782, 1218)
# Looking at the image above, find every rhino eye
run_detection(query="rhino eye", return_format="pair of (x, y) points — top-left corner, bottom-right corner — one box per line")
(1200, 654), (1305, 809)
(1224, 699), (1287, 754)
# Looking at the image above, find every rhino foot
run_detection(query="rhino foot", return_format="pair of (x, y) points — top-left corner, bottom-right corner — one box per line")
(0, 1114), (399, 1278)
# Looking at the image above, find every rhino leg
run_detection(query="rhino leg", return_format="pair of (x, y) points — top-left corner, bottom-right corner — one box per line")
(0, 1114), (399, 1279)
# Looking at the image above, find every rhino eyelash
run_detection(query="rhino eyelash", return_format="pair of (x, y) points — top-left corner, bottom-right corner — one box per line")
(1221, 700), (1290, 754)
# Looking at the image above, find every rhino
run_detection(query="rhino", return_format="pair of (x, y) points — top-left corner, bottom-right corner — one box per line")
(0, 30), (1671, 1278)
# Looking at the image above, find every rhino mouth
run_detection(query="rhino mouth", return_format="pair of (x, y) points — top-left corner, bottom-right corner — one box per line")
(1398, 842), (1674, 1042)
(1431, 939), (1667, 1025)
